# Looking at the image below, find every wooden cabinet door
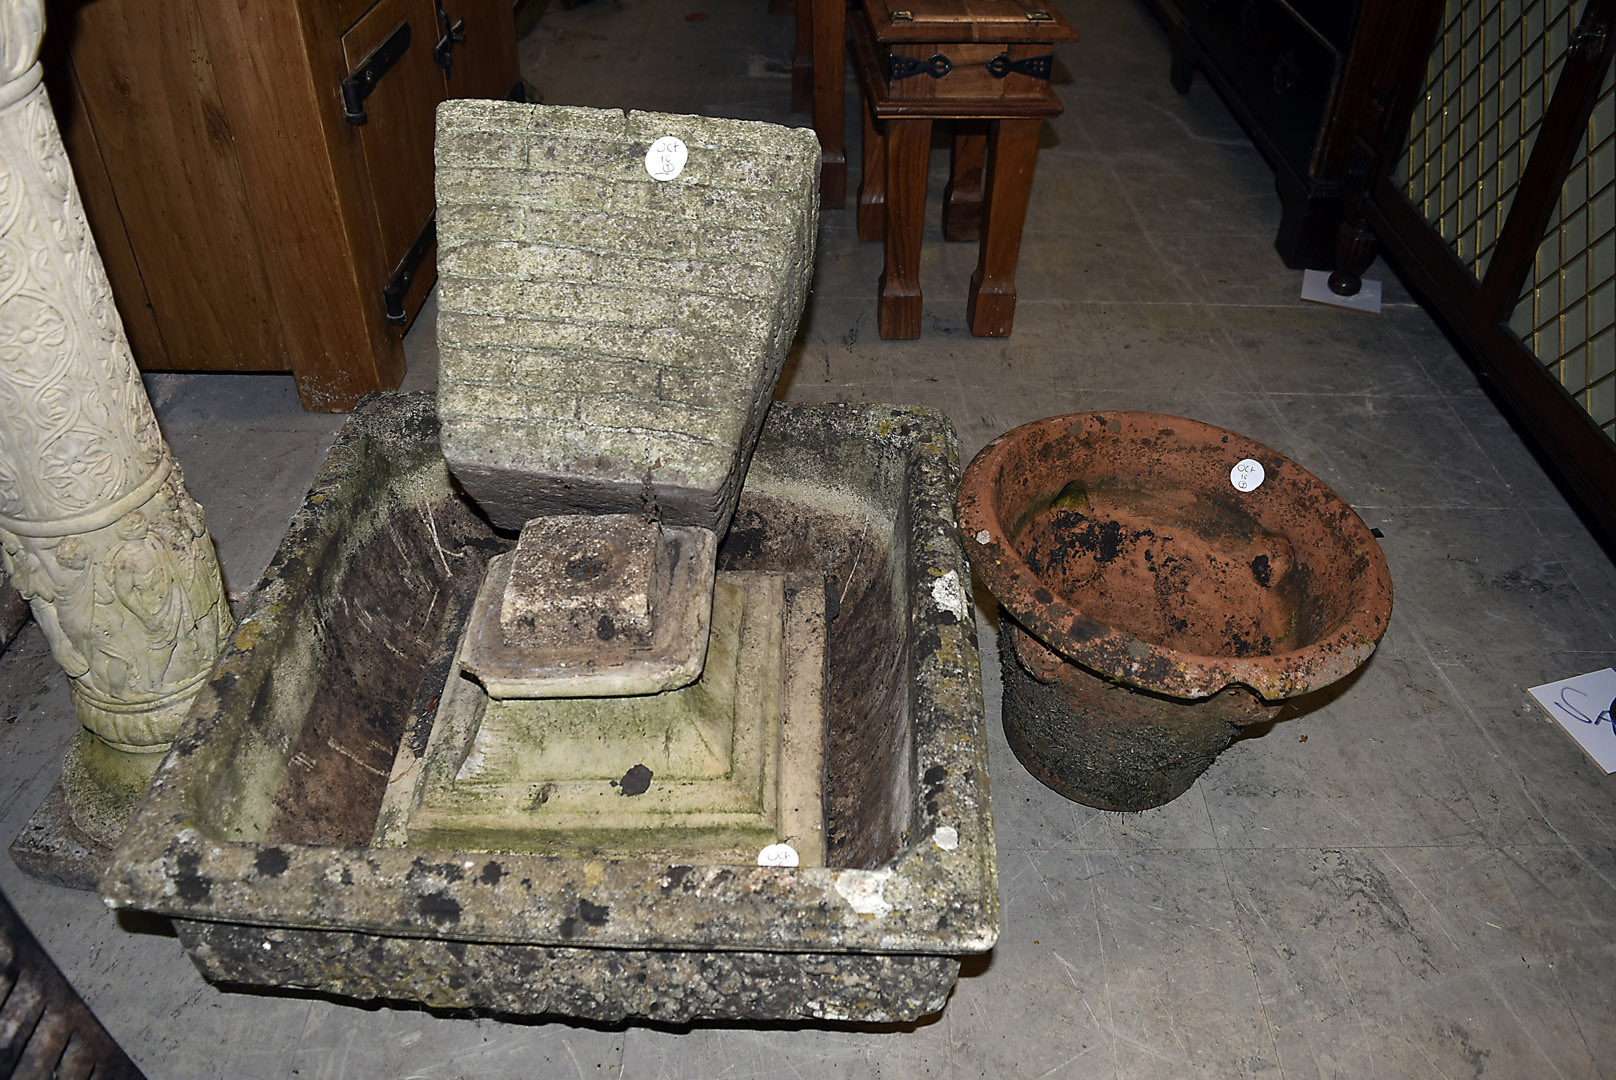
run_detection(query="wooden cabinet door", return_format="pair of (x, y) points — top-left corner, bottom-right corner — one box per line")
(341, 0), (446, 327)
(47, 0), (284, 370)
(436, 0), (522, 104)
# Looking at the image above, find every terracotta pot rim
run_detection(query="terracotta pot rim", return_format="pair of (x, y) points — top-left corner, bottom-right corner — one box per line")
(957, 411), (1393, 702)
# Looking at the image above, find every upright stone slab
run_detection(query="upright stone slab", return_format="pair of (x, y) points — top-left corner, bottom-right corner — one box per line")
(434, 101), (820, 533)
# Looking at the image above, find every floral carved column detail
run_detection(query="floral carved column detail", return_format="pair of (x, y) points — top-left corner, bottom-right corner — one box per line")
(0, 2), (232, 770)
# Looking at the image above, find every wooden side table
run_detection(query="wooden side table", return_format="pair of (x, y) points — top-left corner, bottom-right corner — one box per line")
(852, 0), (1076, 338)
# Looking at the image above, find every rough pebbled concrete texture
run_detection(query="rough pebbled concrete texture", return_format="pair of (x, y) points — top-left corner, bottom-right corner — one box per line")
(174, 919), (960, 1025)
(434, 101), (820, 533)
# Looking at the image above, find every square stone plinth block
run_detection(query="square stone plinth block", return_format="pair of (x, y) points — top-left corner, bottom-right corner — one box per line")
(460, 516), (718, 698)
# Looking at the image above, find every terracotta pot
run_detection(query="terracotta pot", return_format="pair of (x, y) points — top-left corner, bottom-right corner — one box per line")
(958, 412), (1392, 811)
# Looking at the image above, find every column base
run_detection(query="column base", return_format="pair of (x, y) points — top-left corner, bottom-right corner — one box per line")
(10, 730), (162, 891)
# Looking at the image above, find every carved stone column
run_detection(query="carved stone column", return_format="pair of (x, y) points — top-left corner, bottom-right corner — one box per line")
(0, 0), (233, 875)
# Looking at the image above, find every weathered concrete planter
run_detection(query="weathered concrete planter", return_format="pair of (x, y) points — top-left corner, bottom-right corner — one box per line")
(958, 411), (1392, 811)
(102, 393), (996, 1024)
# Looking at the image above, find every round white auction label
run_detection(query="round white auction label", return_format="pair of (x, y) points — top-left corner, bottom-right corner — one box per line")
(645, 136), (688, 181)
(1230, 458), (1265, 492)
(757, 842), (799, 867)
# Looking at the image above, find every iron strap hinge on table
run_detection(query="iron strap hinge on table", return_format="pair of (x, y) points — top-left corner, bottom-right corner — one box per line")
(341, 20), (412, 125)
(888, 52), (1055, 81)
(985, 53), (1054, 78)
(433, 0), (467, 69)
(889, 53), (954, 79)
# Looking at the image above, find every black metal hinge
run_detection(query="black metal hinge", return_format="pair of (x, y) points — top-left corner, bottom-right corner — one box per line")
(434, 0), (466, 70)
(383, 212), (436, 326)
(985, 53), (1054, 79)
(889, 53), (953, 80)
(342, 21), (412, 125)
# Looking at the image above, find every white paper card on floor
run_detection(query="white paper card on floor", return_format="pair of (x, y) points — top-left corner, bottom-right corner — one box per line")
(1301, 268), (1382, 314)
(1526, 667), (1616, 773)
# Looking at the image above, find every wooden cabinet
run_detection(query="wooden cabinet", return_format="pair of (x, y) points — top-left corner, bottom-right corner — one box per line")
(1145, 0), (1439, 272)
(44, 0), (519, 411)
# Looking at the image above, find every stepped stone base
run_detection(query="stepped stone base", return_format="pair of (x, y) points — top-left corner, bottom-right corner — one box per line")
(381, 570), (826, 866)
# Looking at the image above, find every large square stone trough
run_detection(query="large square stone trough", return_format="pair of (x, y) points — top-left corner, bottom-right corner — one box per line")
(101, 393), (997, 1023)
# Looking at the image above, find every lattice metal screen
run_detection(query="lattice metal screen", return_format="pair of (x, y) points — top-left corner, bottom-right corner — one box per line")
(1398, 0), (1581, 280)
(1508, 63), (1616, 438)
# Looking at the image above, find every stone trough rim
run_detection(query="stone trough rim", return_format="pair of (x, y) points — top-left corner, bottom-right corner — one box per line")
(957, 410), (1393, 702)
(99, 394), (998, 959)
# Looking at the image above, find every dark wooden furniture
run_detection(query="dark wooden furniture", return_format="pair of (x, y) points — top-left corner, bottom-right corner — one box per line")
(792, 0), (849, 207)
(1152, 0), (1616, 545)
(852, 0), (1076, 339)
(1147, 0), (1439, 273)
(1363, 0), (1616, 546)
(44, 0), (519, 412)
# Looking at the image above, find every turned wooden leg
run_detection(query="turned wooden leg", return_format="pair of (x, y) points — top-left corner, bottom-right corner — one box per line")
(968, 117), (1041, 337)
(943, 124), (988, 243)
(811, 0), (846, 208)
(792, 0), (813, 113)
(879, 116), (931, 339)
(1273, 172), (1341, 270)
(1328, 217), (1378, 296)
(1168, 28), (1195, 94)
(857, 102), (886, 242)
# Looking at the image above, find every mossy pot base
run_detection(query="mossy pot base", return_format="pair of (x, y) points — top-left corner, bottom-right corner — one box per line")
(999, 619), (1275, 811)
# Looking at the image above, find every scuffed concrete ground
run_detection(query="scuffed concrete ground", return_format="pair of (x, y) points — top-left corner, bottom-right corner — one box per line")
(1, 0), (1613, 1075)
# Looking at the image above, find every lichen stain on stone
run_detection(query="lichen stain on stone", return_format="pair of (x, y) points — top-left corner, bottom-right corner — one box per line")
(254, 847), (290, 877)
(480, 860), (505, 886)
(232, 619), (262, 651)
(418, 891), (461, 926)
(407, 857), (466, 885)
(580, 899), (610, 926)
(617, 763), (653, 796)
(835, 869), (893, 917)
(929, 570), (968, 624)
(174, 850), (211, 904)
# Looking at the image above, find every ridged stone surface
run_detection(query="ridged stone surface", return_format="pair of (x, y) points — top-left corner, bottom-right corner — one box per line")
(434, 100), (820, 532)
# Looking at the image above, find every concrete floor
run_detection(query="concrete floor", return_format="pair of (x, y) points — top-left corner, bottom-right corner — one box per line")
(3, 0), (1616, 1076)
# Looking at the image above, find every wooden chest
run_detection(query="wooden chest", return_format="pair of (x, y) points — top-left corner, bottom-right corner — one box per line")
(859, 0), (1078, 106)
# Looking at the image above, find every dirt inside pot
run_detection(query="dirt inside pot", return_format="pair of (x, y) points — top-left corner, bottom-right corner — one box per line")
(1013, 479), (1316, 660)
